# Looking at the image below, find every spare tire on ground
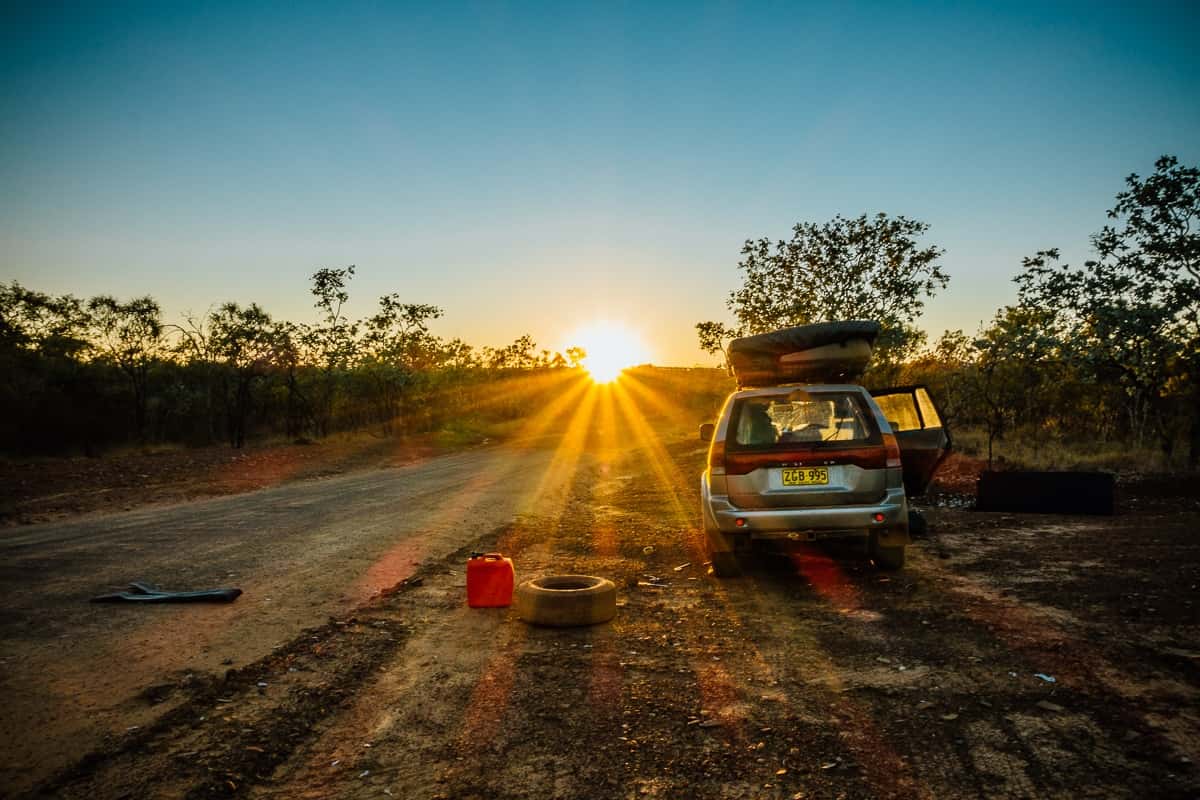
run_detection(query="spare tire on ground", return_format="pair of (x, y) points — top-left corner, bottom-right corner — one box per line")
(515, 575), (617, 627)
(728, 320), (881, 387)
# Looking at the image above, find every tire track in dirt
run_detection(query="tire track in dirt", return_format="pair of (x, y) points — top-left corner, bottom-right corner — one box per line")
(238, 386), (611, 798)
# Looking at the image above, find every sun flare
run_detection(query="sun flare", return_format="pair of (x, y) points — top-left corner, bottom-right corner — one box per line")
(567, 321), (650, 383)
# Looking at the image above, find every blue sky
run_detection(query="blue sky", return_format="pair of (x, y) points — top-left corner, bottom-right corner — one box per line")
(2, 1), (1198, 364)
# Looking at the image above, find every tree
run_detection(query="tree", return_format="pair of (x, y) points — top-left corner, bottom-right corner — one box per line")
(168, 310), (224, 443)
(1100, 155), (1199, 464)
(698, 213), (948, 367)
(359, 296), (444, 433)
(900, 329), (975, 430)
(969, 306), (1063, 468)
(209, 302), (278, 448)
(441, 338), (477, 370)
(484, 334), (539, 369)
(0, 283), (98, 453)
(564, 346), (587, 369)
(695, 321), (737, 368)
(87, 295), (164, 439)
(1017, 155), (1198, 463)
(302, 266), (360, 437)
(1, 282), (90, 354)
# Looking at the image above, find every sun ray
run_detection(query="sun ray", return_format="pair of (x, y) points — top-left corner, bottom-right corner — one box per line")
(349, 376), (593, 601)
(619, 370), (700, 424)
(609, 381), (704, 561)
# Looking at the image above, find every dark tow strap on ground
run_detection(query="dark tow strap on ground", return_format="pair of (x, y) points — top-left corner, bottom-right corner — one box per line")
(90, 581), (243, 603)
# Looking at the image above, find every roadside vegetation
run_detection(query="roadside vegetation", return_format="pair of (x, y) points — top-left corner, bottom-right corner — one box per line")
(698, 155), (1199, 470)
(2, 155), (1195, 473)
(0, 265), (590, 456)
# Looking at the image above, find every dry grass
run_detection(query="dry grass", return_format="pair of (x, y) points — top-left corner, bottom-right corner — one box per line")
(952, 427), (1177, 473)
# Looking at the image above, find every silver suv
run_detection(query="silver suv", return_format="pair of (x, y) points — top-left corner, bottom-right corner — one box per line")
(700, 382), (949, 576)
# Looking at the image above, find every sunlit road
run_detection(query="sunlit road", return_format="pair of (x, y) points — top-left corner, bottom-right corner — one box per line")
(0, 440), (569, 792)
(5, 371), (1198, 800)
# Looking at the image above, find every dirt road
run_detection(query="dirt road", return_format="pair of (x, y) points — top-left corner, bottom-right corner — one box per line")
(0, 442), (566, 794)
(3, 386), (1199, 798)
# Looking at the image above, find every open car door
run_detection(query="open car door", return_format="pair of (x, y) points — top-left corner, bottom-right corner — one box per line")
(869, 386), (951, 497)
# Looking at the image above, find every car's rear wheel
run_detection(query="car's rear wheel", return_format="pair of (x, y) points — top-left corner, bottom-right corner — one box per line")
(869, 532), (906, 570)
(907, 508), (928, 538)
(703, 522), (742, 577)
(707, 547), (742, 577)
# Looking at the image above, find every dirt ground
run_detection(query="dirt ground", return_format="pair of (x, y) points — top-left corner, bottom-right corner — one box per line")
(3, 387), (1199, 799)
(0, 433), (439, 527)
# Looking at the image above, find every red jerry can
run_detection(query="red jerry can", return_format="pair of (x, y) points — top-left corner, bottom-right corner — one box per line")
(467, 552), (515, 608)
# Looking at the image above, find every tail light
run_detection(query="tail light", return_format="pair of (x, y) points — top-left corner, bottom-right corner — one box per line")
(725, 447), (889, 475)
(883, 433), (902, 468)
(708, 437), (725, 474)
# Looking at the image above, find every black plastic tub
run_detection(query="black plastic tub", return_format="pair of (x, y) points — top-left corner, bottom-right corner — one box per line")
(975, 471), (1116, 515)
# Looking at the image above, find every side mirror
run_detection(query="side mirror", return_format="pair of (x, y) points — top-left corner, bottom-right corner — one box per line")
(699, 423), (715, 442)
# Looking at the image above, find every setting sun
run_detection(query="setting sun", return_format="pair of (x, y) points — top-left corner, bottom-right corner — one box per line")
(567, 321), (650, 383)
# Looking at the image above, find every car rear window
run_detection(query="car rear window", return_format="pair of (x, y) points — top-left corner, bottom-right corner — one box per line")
(728, 390), (880, 451)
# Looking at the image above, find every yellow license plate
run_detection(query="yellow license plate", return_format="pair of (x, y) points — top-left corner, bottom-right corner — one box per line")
(782, 467), (829, 486)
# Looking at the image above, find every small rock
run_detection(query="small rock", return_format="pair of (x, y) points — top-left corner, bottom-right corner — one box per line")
(941, 713), (959, 721)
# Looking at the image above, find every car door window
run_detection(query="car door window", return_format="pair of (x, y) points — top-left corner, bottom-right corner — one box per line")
(915, 387), (942, 428)
(873, 393), (922, 431)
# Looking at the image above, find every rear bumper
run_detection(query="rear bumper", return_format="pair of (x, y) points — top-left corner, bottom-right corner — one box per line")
(702, 483), (908, 540)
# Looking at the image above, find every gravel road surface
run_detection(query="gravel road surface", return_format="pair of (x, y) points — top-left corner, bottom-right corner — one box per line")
(0, 443), (564, 793)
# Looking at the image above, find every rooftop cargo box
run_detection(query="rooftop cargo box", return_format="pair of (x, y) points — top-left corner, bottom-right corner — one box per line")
(728, 320), (880, 387)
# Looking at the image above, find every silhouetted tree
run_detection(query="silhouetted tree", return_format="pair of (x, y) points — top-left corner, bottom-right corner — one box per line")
(0, 283), (99, 452)
(695, 321), (737, 368)
(302, 265), (359, 437)
(87, 295), (163, 440)
(698, 213), (948, 366)
(485, 334), (539, 369)
(969, 306), (1063, 468)
(360, 295), (443, 433)
(209, 302), (277, 448)
(1017, 155), (1198, 462)
(565, 346), (587, 369)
